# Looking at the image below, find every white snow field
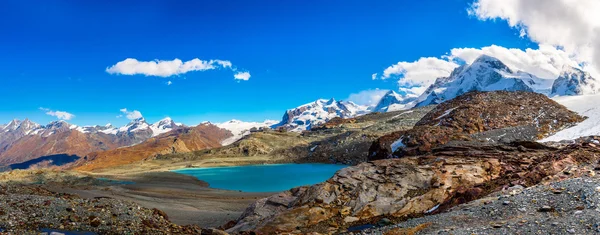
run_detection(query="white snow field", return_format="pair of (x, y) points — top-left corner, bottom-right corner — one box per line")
(541, 94), (600, 142)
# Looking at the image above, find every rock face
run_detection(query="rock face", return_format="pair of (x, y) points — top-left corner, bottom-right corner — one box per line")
(414, 55), (552, 108)
(229, 138), (600, 234)
(368, 91), (584, 160)
(73, 123), (232, 172)
(551, 66), (600, 96)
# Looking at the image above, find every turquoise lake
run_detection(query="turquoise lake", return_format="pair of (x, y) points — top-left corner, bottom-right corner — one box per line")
(172, 163), (347, 192)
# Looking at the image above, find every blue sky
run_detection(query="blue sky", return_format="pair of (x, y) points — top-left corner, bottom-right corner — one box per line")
(0, 0), (534, 126)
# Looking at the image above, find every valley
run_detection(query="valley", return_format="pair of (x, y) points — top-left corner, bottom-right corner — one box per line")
(1, 55), (600, 234)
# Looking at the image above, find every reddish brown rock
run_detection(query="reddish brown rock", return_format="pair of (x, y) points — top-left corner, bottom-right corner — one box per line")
(369, 91), (584, 161)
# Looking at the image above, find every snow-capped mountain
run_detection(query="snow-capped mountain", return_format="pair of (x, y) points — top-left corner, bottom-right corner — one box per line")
(273, 98), (369, 132)
(216, 119), (279, 145)
(551, 66), (600, 96)
(414, 55), (553, 108)
(149, 117), (181, 137)
(372, 90), (417, 113)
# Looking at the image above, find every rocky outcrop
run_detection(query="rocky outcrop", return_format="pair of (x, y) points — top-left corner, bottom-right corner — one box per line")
(369, 91), (584, 161)
(229, 138), (600, 234)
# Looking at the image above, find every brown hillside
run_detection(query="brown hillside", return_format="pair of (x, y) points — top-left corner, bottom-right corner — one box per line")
(0, 130), (119, 166)
(74, 123), (232, 172)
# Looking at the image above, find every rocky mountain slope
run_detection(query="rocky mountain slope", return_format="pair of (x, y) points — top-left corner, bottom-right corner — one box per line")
(369, 91), (584, 160)
(73, 123), (232, 172)
(0, 118), (184, 168)
(226, 91), (589, 234)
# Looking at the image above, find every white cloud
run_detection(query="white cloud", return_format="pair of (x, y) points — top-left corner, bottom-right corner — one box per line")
(468, 0), (600, 77)
(347, 89), (390, 106)
(371, 73), (378, 80)
(119, 108), (143, 120)
(380, 57), (460, 87)
(167, 81), (172, 86)
(234, 71), (251, 81)
(39, 108), (75, 120)
(106, 58), (250, 80)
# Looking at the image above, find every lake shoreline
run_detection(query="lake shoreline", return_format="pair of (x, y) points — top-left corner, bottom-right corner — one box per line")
(44, 171), (274, 228)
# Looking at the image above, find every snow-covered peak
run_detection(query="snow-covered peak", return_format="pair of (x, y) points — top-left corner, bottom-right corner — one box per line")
(149, 117), (181, 137)
(119, 117), (150, 133)
(3, 119), (22, 132)
(414, 55), (544, 108)
(273, 98), (369, 132)
(217, 119), (279, 146)
(551, 66), (600, 96)
(373, 90), (417, 113)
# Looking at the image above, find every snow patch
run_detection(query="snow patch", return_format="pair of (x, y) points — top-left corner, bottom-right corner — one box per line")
(541, 94), (600, 142)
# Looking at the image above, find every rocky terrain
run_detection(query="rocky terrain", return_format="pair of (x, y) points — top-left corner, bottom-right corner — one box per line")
(0, 183), (210, 234)
(138, 105), (433, 172)
(225, 91), (594, 234)
(353, 175), (600, 235)
(369, 91), (583, 160)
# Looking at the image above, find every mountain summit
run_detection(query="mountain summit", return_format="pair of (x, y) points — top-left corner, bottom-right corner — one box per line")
(551, 66), (600, 96)
(273, 98), (368, 132)
(413, 54), (551, 107)
(372, 90), (417, 113)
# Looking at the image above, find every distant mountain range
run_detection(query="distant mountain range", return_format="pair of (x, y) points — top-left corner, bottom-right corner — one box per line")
(1, 54), (599, 169)
(0, 117), (184, 167)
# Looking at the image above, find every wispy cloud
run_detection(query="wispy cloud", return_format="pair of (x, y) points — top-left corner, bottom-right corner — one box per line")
(39, 107), (75, 120)
(118, 108), (143, 120)
(106, 58), (251, 81)
(347, 89), (389, 106)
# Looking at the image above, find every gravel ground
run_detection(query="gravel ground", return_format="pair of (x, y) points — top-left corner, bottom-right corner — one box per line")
(346, 177), (600, 235)
(0, 184), (205, 235)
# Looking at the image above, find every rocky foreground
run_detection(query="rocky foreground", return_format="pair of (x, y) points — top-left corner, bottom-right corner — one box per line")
(226, 91), (599, 234)
(353, 176), (600, 235)
(0, 184), (213, 234)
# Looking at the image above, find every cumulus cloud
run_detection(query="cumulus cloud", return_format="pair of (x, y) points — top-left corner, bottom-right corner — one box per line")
(167, 81), (172, 86)
(39, 108), (75, 120)
(380, 57), (459, 87)
(233, 71), (251, 81)
(468, 0), (600, 76)
(106, 58), (250, 81)
(376, 45), (585, 91)
(118, 108), (143, 120)
(347, 89), (390, 106)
